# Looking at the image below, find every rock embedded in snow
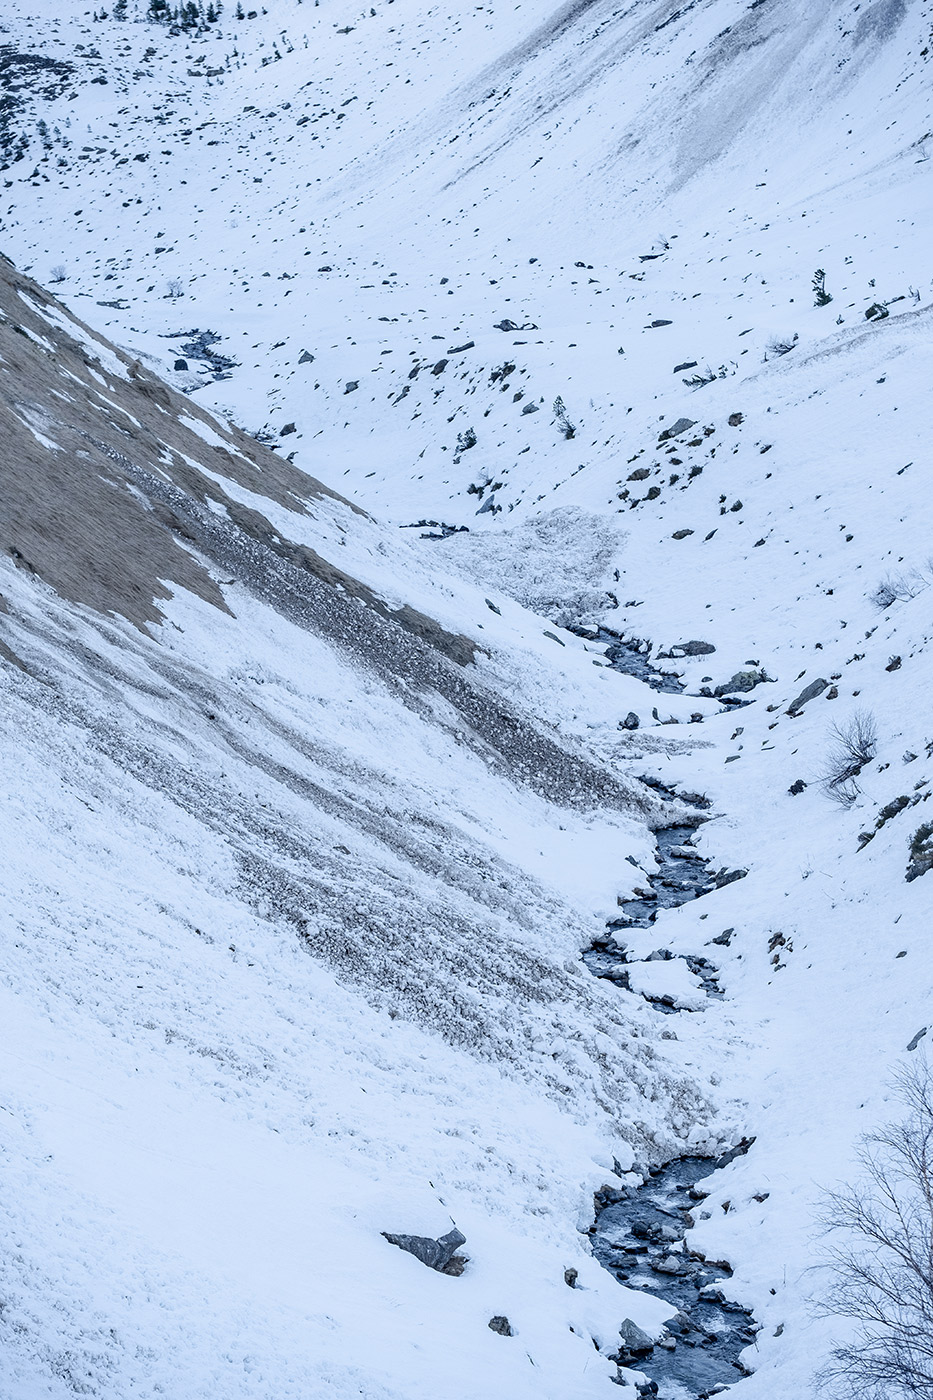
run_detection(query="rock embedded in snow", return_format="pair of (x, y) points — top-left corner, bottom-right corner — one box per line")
(381, 1227), (467, 1273)
(786, 677), (828, 713)
(487, 1316), (513, 1336)
(657, 418), (696, 442)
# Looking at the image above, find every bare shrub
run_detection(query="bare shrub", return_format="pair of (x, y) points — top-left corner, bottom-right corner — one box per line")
(764, 334), (798, 360)
(50, 264), (67, 283)
(823, 710), (878, 799)
(816, 1059), (933, 1397)
(165, 277), (185, 299)
(870, 570), (928, 610)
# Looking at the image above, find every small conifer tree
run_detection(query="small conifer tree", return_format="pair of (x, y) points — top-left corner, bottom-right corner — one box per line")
(812, 268), (833, 307)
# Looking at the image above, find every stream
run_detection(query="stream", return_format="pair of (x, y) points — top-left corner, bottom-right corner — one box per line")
(593, 1149), (757, 1397)
(583, 806), (757, 1394)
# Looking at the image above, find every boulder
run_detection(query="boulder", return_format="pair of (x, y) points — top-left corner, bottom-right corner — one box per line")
(714, 668), (771, 697)
(786, 677), (827, 713)
(382, 1227), (466, 1272)
(488, 1316), (513, 1336)
(658, 417), (696, 442)
(619, 1318), (655, 1354)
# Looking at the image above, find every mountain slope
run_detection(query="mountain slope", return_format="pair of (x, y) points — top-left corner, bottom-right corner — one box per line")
(1, 2), (933, 1397)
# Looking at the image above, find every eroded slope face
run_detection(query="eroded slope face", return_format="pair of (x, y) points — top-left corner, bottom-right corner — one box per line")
(0, 255), (724, 1399)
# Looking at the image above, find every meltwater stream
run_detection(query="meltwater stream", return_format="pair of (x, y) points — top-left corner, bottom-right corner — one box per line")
(593, 1151), (757, 1397)
(582, 809), (757, 1394)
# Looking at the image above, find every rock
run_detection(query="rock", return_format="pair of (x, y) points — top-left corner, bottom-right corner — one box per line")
(488, 1316), (513, 1336)
(673, 360), (698, 373)
(431, 359), (448, 376)
(786, 677), (827, 713)
(563, 1267), (578, 1288)
(650, 319), (673, 327)
(281, 422), (296, 435)
(381, 1227), (466, 1272)
(448, 341), (475, 353)
(711, 927), (734, 946)
(493, 319), (520, 331)
(714, 668), (771, 697)
(713, 868), (748, 889)
(886, 655), (902, 671)
(788, 779), (807, 795)
(727, 412), (744, 426)
(671, 528), (694, 540)
(344, 380), (358, 394)
(173, 358), (188, 371)
(679, 640), (716, 656)
(298, 349), (314, 364)
(658, 417), (696, 442)
(622, 712), (640, 730)
(619, 1318), (655, 1354)
(484, 598), (501, 615)
(520, 401), (539, 414)
(653, 1254), (685, 1275)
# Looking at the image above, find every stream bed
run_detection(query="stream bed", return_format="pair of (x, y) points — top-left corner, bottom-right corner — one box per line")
(583, 812), (757, 1394)
(593, 1149), (758, 1397)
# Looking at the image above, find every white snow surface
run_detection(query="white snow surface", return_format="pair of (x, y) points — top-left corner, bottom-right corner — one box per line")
(1, 0), (933, 1396)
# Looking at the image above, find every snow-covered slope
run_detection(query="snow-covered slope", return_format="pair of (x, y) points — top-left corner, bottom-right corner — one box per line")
(1, 0), (933, 1396)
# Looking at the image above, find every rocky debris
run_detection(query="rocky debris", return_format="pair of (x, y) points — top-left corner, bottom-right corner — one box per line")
(381, 1227), (467, 1273)
(488, 1316), (513, 1336)
(622, 711), (641, 730)
(564, 1267), (578, 1288)
(788, 779), (807, 795)
(786, 677), (828, 713)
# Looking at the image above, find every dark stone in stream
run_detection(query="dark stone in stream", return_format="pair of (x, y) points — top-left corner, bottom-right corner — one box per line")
(622, 711), (641, 730)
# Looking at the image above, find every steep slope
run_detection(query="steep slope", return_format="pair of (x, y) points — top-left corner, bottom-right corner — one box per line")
(0, 254), (728, 1399)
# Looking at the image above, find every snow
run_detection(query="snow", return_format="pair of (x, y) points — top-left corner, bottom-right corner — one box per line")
(0, 0), (932, 1396)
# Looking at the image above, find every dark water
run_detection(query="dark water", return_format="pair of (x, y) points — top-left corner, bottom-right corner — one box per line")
(597, 630), (687, 694)
(593, 1151), (758, 1396)
(584, 826), (723, 1010)
(581, 824), (758, 1395)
